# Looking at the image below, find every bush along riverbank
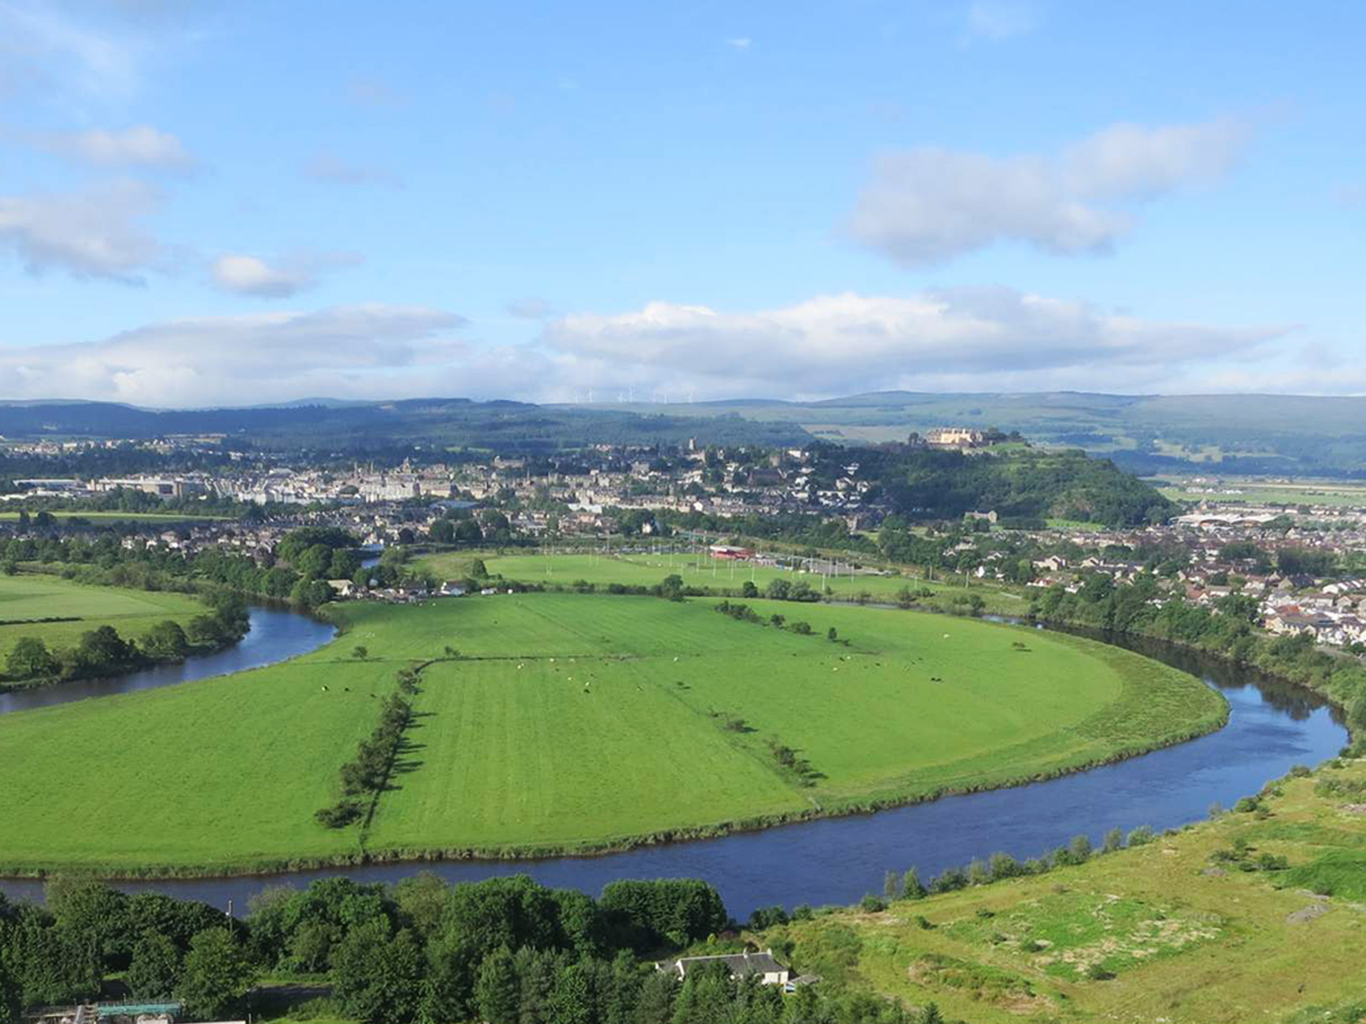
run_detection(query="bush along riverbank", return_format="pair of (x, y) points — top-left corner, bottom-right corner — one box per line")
(1030, 575), (1366, 748)
(0, 590), (250, 694)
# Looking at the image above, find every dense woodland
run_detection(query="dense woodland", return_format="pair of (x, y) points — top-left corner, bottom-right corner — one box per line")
(0, 875), (947, 1024)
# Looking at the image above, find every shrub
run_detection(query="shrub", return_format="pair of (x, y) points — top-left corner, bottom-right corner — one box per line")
(314, 802), (362, 829)
(988, 852), (1022, 880)
(1068, 835), (1093, 863)
(1126, 825), (1155, 846)
(900, 868), (927, 900)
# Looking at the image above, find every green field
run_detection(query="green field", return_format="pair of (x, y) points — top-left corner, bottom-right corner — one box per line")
(418, 550), (1029, 615)
(0, 591), (1224, 874)
(1157, 477), (1366, 510)
(766, 759), (1366, 1024)
(0, 573), (204, 673)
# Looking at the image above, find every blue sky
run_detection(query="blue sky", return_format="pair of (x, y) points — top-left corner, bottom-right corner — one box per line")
(0, 0), (1362, 406)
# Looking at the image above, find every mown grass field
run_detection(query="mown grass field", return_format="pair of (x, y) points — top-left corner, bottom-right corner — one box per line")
(0, 573), (204, 671)
(417, 550), (1029, 614)
(765, 758), (1366, 1024)
(0, 593), (1223, 874)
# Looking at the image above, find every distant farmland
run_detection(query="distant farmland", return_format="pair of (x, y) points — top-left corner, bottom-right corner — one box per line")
(417, 550), (1029, 615)
(0, 573), (203, 676)
(0, 592), (1224, 875)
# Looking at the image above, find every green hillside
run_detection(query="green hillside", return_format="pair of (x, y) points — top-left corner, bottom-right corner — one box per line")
(584, 392), (1366, 476)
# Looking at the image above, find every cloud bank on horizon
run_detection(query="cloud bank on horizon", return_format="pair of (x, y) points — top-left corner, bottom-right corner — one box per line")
(0, 1), (1360, 405)
(0, 289), (1318, 408)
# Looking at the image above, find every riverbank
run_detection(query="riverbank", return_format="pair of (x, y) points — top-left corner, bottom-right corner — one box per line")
(0, 573), (212, 690)
(1030, 603), (1362, 750)
(765, 754), (1366, 1023)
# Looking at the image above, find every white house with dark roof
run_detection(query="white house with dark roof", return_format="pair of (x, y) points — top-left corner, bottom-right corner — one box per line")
(662, 949), (790, 986)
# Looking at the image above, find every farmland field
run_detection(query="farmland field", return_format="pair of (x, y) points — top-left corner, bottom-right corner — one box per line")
(0, 573), (204, 673)
(417, 549), (1029, 614)
(0, 592), (1223, 874)
(1157, 476), (1366, 510)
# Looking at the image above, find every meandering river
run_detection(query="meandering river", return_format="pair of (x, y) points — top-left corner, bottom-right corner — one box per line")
(0, 607), (1346, 919)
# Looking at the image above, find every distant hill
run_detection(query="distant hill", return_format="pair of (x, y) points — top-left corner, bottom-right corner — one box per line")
(0, 399), (813, 452)
(573, 392), (1366, 477)
(3, 392), (1362, 475)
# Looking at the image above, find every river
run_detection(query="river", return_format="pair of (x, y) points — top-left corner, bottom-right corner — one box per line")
(0, 609), (1347, 919)
(0, 606), (337, 715)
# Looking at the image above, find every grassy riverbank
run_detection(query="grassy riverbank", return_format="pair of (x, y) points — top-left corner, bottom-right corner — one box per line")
(758, 757), (1366, 1023)
(0, 573), (204, 680)
(0, 593), (1223, 876)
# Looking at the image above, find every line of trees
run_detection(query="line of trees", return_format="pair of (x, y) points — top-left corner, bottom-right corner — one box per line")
(316, 668), (420, 829)
(0, 525), (367, 614)
(1, 593), (249, 686)
(1032, 574), (1366, 746)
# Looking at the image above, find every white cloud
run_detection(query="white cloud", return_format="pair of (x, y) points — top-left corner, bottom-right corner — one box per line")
(38, 124), (195, 170)
(539, 289), (1284, 398)
(725, 37), (751, 49)
(1331, 181), (1366, 210)
(0, 305), (469, 406)
(304, 150), (401, 187)
(966, 1), (1036, 41)
(0, 1), (143, 101)
(0, 179), (164, 282)
(346, 74), (407, 108)
(210, 251), (361, 298)
(848, 118), (1250, 266)
(505, 296), (557, 320)
(0, 289), (1308, 407)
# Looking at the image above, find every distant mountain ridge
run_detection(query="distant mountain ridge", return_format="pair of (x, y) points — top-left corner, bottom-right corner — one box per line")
(1, 392), (1362, 474)
(0, 398), (812, 452)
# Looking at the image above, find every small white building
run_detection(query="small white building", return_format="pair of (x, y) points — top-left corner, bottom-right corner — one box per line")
(664, 950), (790, 986)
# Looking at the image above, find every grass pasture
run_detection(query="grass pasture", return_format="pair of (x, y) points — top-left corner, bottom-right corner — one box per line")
(0, 573), (203, 673)
(768, 759), (1366, 1024)
(418, 549), (1028, 614)
(0, 592), (1224, 874)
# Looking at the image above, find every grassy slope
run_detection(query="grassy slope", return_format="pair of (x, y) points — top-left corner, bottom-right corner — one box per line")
(417, 550), (1029, 615)
(0, 594), (1223, 874)
(0, 573), (203, 670)
(767, 759), (1366, 1024)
